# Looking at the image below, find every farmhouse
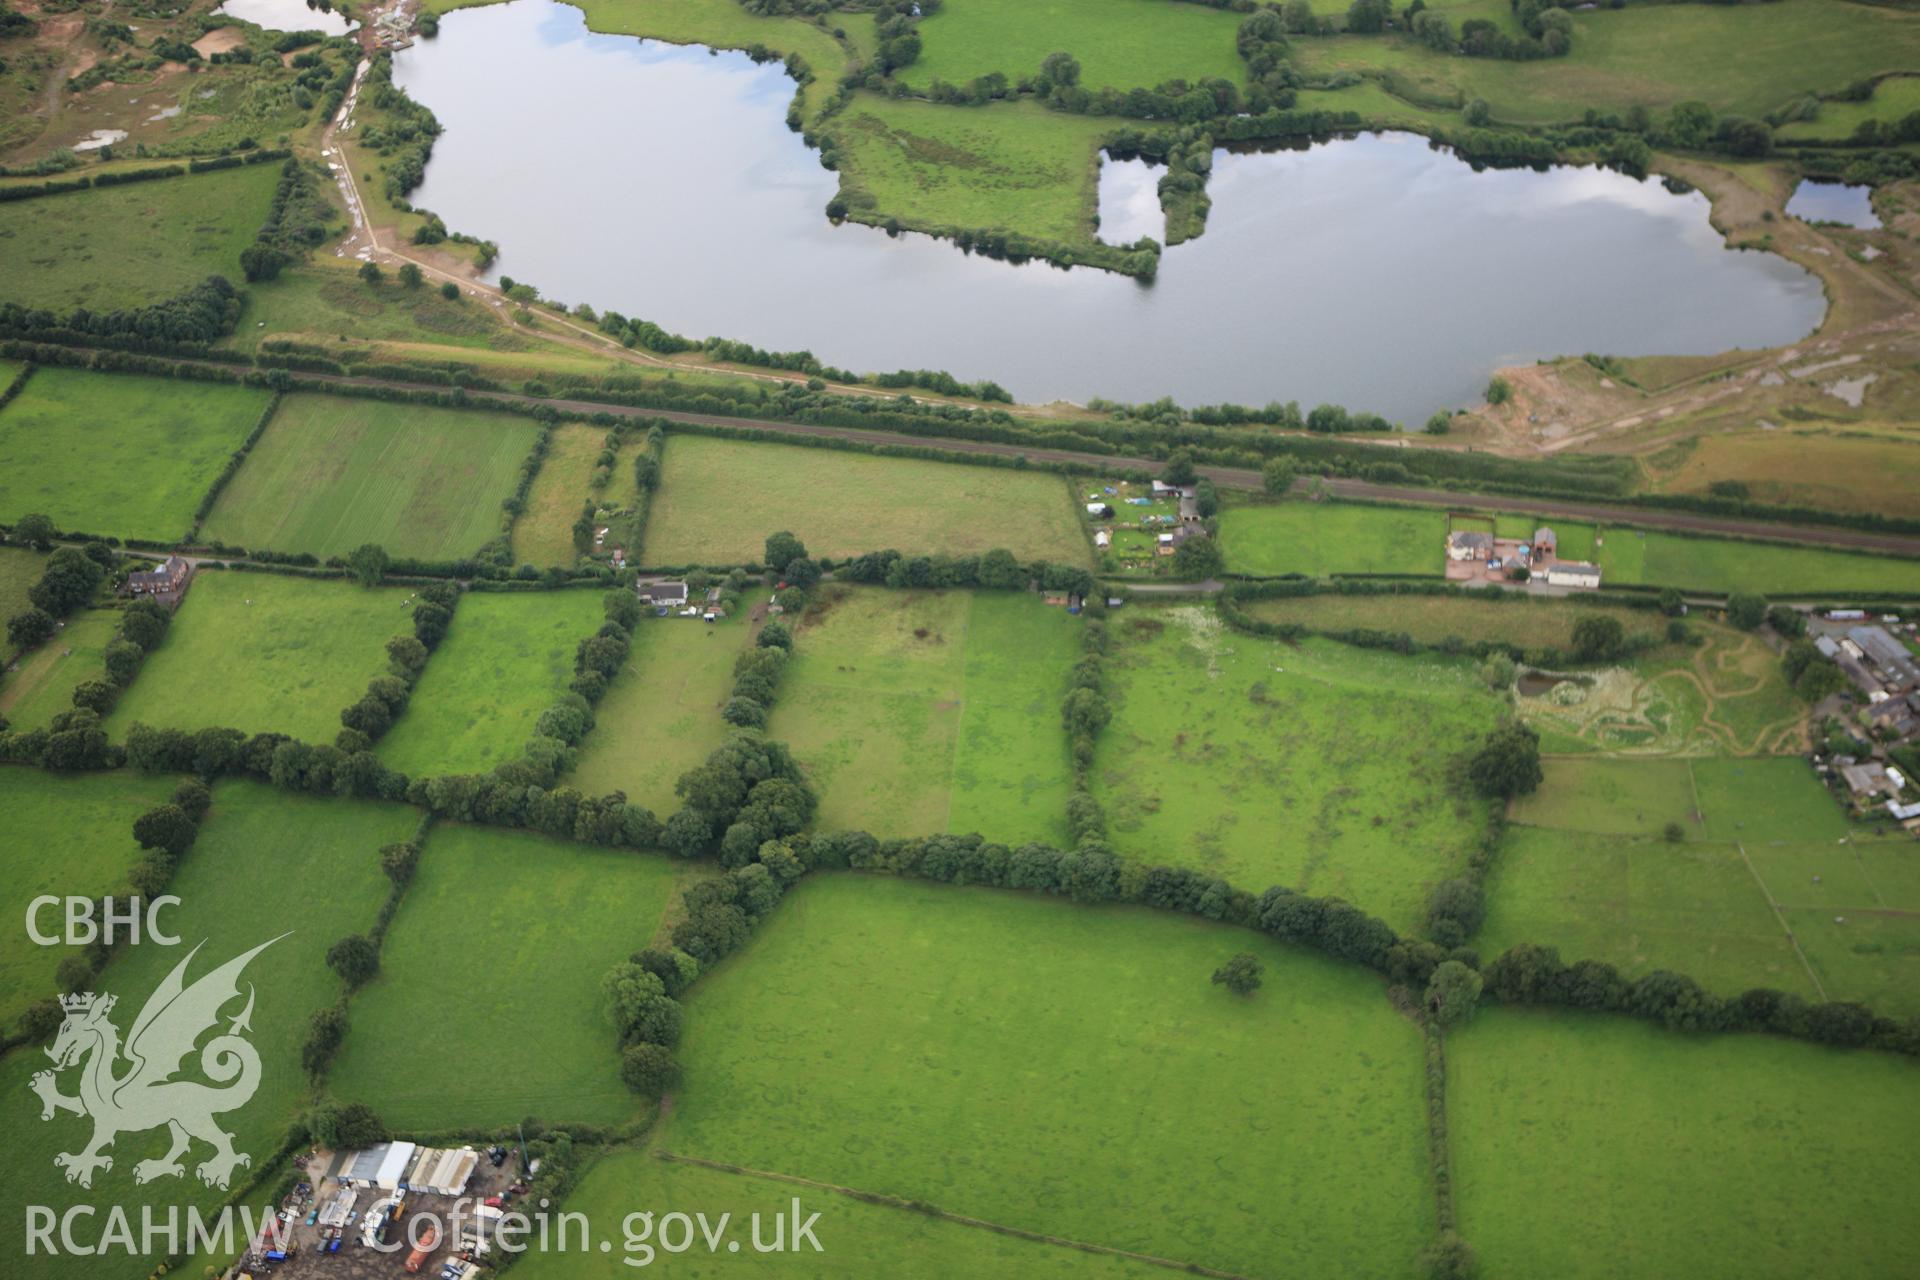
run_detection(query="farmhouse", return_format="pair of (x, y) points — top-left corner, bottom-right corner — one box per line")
(1544, 560), (1603, 589)
(1447, 530), (1494, 561)
(125, 554), (191, 602)
(638, 580), (689, 611)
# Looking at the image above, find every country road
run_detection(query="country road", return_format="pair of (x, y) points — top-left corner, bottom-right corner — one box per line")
(263, 368), (1920, 561)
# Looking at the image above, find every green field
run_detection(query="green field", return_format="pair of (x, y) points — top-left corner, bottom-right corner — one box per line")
(568, 615), (754, 813)
(199, 393), (539, 560)
(0, 545), (44, 658)
(1290, 0), (1920, 124)
(103, 572), (404, 742)
(645, 435), (1089, 567)
(1092, 605), (1499, 929)
(832, 95), (1127, 246)
(378, 588), (607, 777)
(1219, 501), (1447, 577)
(900, 0), (1245, 95)
(511, 423), (606, 568)
(1245, 591), (1667, 654)
(328, 825), (678, 1130)
(0, 610), (117, 730)
(514, 1149), (1169, 1278)
(1598, 528), (1920, 595)
(0, 368), (271, 541)
(0, 165), (282, 312)
(766, 588), (1078, 842)
(646, 875), (1433, 1278)
(0, 781), (412, 1280)
(1509, 757), (1703, 836)
(1450, 1008), (1920, 1280)
(230, 268), (520, 354)
(1780, 74), (1920, 142)
(1690, 756), (1852, 844)
(0, 766), (177, 1035)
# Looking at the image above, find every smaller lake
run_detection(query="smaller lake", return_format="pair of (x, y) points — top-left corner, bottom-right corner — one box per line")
(1786, 180), (1880, 229)
(215, 0), (358, 36)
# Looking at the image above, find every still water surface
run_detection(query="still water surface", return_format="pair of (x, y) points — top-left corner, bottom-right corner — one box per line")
(215, 0), (358, 35)
(1785, 180), (1880, 230)
(393, 0), (1826, 417)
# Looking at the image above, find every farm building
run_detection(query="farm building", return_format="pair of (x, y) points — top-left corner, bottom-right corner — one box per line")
(125, 554), (191, 602)
(1447, 531), (1493, 561)
(1544, 561), (1602, 589)
(405, 1146), (479, 1196)
(330, 1141), (417, 1190)
(1849, 626), (1920, 690)
(1533, 527), (1557, 560)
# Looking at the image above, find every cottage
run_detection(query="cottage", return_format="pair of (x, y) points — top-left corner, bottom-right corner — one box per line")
(1446, 531), (1493, 562)
(1543, 560), (1601, 589)
(638, 581), (689, 609)
(126, 555), (191, 599)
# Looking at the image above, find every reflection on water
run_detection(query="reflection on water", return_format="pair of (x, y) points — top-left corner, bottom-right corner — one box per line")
(1786, 180), (1880, 230)
(1097, 156), (1164, 247)
(216, 0), (358, 36)
(393, 0), (1826, 418)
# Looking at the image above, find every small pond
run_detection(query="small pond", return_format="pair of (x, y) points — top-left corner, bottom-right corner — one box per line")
(215, 0), (358, 36)
(392, 0), (1827, 417)
(1785, 180), (1880, 230)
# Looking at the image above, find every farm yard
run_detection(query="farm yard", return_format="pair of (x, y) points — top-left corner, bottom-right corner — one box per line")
(377, 589), (607, 777)
(646, 876), (1435, 1279)
(642, 435), (1089, 566)
(198, 394), (540, 561)
(102, 572), (404, 742)
(1449, 1009), (1920, 1280)
(0, 368), (271, 542)
(327, 825), (678, 1131)
(768, 587), (1079, 843)
(1091, 603), (1500, 930)
(0, 781), (414, 1280)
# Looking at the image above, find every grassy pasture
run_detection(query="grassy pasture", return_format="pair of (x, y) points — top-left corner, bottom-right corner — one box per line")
(103, 572), (403, 742)
(199, 393), (538, 560)
(833, 94), (1124, 245)
(378, 589), (607, 777)
(1219, 500), (1447, 577)
(900, 0), (1245, 95)
(1243, 591), (1666, 653)
(0, 368), (270, 541)
(1509, 757), (1700, 836)
(1597, 527), (1920, 595)
(514, 1149), (1167, 1278)
(0, 766), (178, 1035)
(0, 610), (117, 730)
(1644, 428), (1920, 521)
(231, 268), (518, 354)
(644, 435), (1088, 566)
(328, 825), (677, 1130)
(0, 781), (411, 1280)
(1689, 756), (1850, 844)
(568, 615), (753, 814)
(1289, 0), (1920, 124)
(0, 544), (46, 659)
(655, 875), (1434, 1278)
(768, 588), (1078, 843)
(1449, 1008), (1920, 1280)
(0, 165), (281, 312)
(1093, 605), (1498, 929)
(1780, 74), (1920, 141)
(511, 423), (605, 567)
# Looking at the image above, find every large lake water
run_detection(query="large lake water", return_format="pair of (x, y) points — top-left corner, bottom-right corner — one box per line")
(392, 0), (1826, 418)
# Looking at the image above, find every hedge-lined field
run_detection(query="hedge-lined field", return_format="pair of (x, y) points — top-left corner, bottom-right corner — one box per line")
(643, 434), (1088, 566)
(199, 394), (539, 560)
(568, 614), (754, 814)
(655, 876), (1434, 1279)
(0, 781), (412, 1280)
(1450, 1009), (1920, 1279)
(768, 588), (1079, 844)
(0, 165), (282, 313)
(378, 589), (606, 777)
(1219, 500), (1447, 577)
(0, 368), (270, 541)
(0, 766), (176, 1035)
(103, 572), (403, 742)
(1243, 591), (1666, 652)
(0, 610), (117, 730)
(899, 0), (1244, 96)
(328, 825), (678, 1130)
(1093, 605), (1499, 931)
(1598, 528), (1920, 596)
(510, 423), (607, 568)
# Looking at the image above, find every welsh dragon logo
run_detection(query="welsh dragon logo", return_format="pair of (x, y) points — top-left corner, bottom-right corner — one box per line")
(30, 936), (285, 1190)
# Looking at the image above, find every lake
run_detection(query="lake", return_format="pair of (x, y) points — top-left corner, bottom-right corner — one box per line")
(392, 0), (1826, 418)
(215, 0), (357, 35)
(1786, 180), (1880, 230)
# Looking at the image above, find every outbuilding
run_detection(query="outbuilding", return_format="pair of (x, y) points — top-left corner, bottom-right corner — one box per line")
(1543, 560), (1601, 589)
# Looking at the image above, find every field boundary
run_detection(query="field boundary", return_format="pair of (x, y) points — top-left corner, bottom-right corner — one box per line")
(654, 1151), (1260, 1279)
(1732, 839), (1830, 1001)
